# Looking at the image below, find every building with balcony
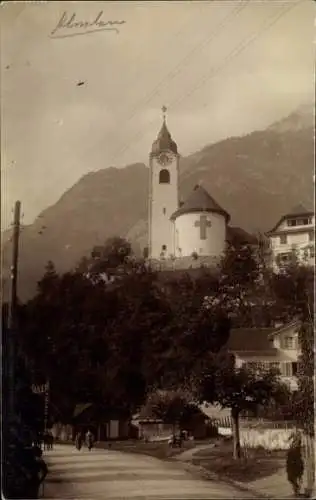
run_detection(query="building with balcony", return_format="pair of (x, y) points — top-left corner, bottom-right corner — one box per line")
(267, 205), (315, 270)
(225, 321), (301, 391)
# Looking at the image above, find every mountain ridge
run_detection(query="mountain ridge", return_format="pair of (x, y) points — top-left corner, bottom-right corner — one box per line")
(2, 105), (314, 301)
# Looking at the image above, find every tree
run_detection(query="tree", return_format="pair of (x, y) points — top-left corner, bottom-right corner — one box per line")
(19, 267), (123, 421)
(271, 261), (313, 322)
(296, 322), (314, 436)
(216, 243), (260, 325)
(204, 241), (280, 328)
(2, 318), (46, 500)
(76, 236), (133, 281)
(18, 252), (172, 422)
(154, 269), (231, 388)
(101, 269), (171, 413)
(194, 352), (289, 459)
(143, 389), (201, 433)
(296, 320), (315, 497)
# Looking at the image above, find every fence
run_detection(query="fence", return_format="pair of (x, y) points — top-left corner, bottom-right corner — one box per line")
(212, 416), (297, 430)
(212, 416), (298, 450)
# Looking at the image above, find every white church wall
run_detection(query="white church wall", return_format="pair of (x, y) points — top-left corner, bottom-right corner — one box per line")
(149, 157), (179, 259)
(175, 211), (226, 258)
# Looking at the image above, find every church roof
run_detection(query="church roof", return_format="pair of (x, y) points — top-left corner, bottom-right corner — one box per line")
(170, 184), (230, 222)
(151, 119), (178, 155)
(226, 226), (258, 246)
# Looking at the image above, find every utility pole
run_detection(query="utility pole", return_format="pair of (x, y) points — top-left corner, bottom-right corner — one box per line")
(44, 379), (50, 432)
(7, 200), (21, 417)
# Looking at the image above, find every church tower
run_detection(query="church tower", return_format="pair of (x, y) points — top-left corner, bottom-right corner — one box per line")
(148, 107), (179, 260)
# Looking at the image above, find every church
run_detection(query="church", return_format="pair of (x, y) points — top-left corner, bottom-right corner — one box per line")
(148, 108), (254, 267)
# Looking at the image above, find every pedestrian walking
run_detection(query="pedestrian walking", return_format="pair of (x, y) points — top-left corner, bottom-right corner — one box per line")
(47, 430), (54, 450)
(85, 429), (94, 451)
(75, 432), (83, 451)
(286, 431), (304, 497)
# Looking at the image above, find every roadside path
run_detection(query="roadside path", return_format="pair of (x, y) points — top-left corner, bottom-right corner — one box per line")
(176, 443), (294, 499)
(43, 445), (256, 499)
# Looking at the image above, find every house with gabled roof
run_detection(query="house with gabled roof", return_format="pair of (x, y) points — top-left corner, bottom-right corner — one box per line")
(266, 205), (315, 269)
(224, 320), (301, 391)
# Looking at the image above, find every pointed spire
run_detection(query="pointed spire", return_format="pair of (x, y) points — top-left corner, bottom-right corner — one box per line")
(151, 106), (178, 155)
(162, 105), (167, 123)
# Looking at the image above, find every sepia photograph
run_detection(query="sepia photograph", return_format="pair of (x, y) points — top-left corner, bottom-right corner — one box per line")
(1, 0), (315, 498)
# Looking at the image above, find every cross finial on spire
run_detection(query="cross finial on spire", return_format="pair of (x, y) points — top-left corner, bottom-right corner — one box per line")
(162, 105), (167, 122)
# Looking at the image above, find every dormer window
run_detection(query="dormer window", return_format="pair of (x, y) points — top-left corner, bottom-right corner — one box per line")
(287, 217), (312, 227)
(287, 219), (296, 227)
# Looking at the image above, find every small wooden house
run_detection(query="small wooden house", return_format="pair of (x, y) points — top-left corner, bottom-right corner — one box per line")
(72, 403), (131, 441)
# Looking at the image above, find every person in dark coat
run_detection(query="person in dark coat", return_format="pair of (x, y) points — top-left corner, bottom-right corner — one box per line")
(75, 432), (83, 451)
(286, 432), (304, 497)
(85, 429), (94, 451)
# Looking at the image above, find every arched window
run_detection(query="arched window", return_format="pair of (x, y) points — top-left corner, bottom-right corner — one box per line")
(159, 169), (170, 184)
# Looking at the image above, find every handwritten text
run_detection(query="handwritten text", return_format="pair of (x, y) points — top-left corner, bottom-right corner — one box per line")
(51, 11), (126, 38)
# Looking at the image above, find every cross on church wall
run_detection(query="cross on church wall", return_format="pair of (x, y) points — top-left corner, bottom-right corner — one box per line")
(194, 215), (211, 240)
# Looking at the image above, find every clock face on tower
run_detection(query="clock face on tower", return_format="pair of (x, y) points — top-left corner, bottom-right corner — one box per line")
(157, 152), (173, 166)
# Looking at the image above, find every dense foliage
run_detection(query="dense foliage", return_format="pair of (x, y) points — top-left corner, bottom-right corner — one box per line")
(14, 236), (314, 470)
(142, 389), (202, 431)
(3, 312), (46, 499)
(18, 239), (232, 423)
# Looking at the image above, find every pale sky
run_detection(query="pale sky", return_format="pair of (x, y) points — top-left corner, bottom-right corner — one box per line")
(1, 0), (315, 229)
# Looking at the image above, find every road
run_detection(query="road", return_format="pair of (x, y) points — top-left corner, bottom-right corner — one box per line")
(43, 445), (255, 499)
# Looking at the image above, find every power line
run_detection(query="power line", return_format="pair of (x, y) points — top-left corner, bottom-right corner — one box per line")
(117, 1), (250, 129)
(110, 0), (301, 164)
(118, 7), (200, 91)
(171, 1), (302, 111)
(72, 1), (249, 172)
